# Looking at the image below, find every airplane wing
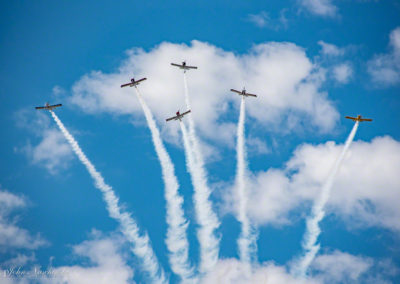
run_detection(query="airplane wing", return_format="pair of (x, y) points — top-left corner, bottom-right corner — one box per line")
(360, 118), (373, 122)
(230, 89), (241, 94)
(166, 110), (191, 122)
(120, 78), (146, 88)
(35, 104), (62, 110)
(166, 116), (177, 122)
(121, 82), (132, 88)
(136, 78), (147, 83)
(181, 110), (191, 116)
(345, 116), (357, 121)
(247, 93), (257, 97)
(171, 63), (182, 68)
(186, 66), (197, 69)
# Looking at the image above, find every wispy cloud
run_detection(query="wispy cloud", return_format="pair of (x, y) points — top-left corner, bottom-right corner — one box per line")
(332, 63), (353, 84)
(299, 0), (338, 18)
(14, 109), (73, 174)
(247, 12), (270, 28)
(0, 188), (47, 252)
(247, 137), (270, 155)
(368, 26), (400, 86)
(317, 41), (353, 84)
(23, 129), (73, 173)
(318, 41), (344, 56)
(52, 85), (66, 96)
(40, 230), (135, 284)
(247, 10), (289, 30)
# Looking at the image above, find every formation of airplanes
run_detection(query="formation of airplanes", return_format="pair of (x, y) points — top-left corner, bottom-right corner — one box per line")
(35, 61), (373, 125)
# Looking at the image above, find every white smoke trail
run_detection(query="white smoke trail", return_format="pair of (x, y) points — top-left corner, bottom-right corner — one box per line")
(182, 72), (220, 274)
(50, 111), (166, 284)
(183, 72), (191, 111)
(133, 88), (196, 282)
(183, 72), (198, 155)
(179, 121), (220, 274)
(235, 97), (257, 266)
(296, 121), (360, 278)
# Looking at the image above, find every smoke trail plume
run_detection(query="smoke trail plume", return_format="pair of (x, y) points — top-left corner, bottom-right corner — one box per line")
(183, 72), (191, 111)
(134, 88), (196, 282)
(295, 121), (359, 278)
(179, 121), (220, 274)
(235, 97), (257, 265)
(182, 72), (220, 274)
(50, 111), (166, 283)
(183, 72), (199, 155)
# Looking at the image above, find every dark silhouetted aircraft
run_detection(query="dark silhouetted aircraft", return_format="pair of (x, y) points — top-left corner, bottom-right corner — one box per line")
(121, 77), (147, 88)
(166, 110), (191, 122)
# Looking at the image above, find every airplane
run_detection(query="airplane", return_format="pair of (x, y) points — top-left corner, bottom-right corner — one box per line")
(345, 115), (373, 122)
(166, 110), (191, 122)
(120, 77), (147, 88)
(35, 103), (62, 111)
(171, 61), (197, 71)
(230, 88), (257, 98)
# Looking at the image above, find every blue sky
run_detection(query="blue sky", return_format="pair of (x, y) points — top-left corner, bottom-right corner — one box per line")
(1, 0), (400, 283)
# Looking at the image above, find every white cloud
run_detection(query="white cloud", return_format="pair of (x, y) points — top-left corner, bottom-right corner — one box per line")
(28, 130), (73, 173)
(223, 135), (400, 232)
(309, 250), (398, 284)
(299, 0), (338, 17)
(318, 41), (344, 57)
(70, 41), (338, 153)
(246, 11), (289, 30)
(247, 12), (270, 28)
(200, 254), (394, 284)
(368, 26), (400, 86)
(316, 41), (352, 84)
(311, 250), (373, 283)
(1, 231), (134, 284)
(246, 169), (294, 225)
(14, 109), (50, 134)
(52, 85), (65, 96)
(332, 63), (353, 83)
(288, 136), (400, 230)
(40, 231), (134, 284)
(0, 189), (47, 252)
(0, 190), (26, 213)
(14, 110), (73, 174)
(1, 253), (36, 267)
(201, 258), (319, 284)
(247, 136), (270, 155)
